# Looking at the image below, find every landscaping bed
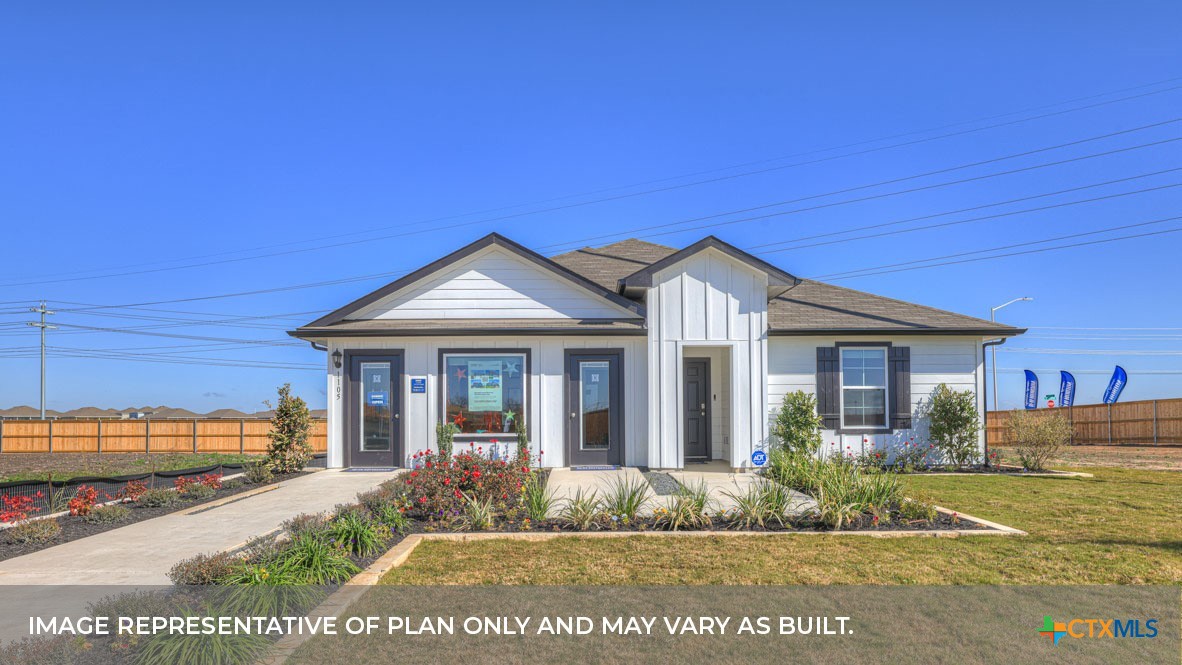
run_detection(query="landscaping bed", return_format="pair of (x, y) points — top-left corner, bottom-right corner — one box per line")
(0, 469), (308, 562)
(0, 452), (262, 483)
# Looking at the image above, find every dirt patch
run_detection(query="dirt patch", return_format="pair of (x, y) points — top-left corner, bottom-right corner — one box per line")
(995, 445), (1182, 471)
(0, 452), (261, 482)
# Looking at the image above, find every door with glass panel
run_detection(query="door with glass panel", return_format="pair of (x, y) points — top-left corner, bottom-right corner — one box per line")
(566, 350), (623, 467)
(347, 353), (402, 467)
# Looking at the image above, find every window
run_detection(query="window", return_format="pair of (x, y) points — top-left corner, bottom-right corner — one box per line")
(441, 352), (527, 437)
(840, 347), (887, 428)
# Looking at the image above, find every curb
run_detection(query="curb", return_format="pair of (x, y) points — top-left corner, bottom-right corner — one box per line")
(180, 481), (280, 515)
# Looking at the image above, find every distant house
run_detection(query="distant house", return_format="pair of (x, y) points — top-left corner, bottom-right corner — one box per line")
(283, 233), (1022, 470)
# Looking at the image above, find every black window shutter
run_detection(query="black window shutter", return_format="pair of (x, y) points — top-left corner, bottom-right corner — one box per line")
(816, 346), (840, 430)
(889, 346), (912, 429)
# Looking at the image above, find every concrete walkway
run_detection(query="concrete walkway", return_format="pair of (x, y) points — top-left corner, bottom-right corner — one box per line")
(667, 469), (815, 514)
(543, 467), (647, 517)
(0, 469), (402, 586)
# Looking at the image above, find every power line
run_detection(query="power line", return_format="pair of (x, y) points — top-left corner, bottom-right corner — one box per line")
(812, 214), (1182, 280)
(537, 121), (1182, 252)
(12, 79), (1182, 286)
(747, 167), (1182, 252)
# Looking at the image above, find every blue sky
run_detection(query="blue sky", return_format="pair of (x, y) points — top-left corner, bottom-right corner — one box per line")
(0, 2), (1179, 412)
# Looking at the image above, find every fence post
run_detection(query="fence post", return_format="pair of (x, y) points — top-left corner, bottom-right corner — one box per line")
(96, 420), (103, 453)
(193, 419), (199, 454)
(1107, 404), (1113, 445)
(48, 419), (53, 453)
(239, 419), (245, 454)
(145, 419), (151, 454)
(1153, 400), (1159, 445)
(0, 418), (4, 453)
(1068, 406), (1074, 445)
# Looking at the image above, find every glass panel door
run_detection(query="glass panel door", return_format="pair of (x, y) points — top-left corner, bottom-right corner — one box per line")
(361, 362), (393, 452)
(579, 361), (611, 450)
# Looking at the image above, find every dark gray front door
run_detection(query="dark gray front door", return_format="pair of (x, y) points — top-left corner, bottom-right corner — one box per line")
(346, 353), (402, 467)
(566, 350), (623, 467)
(683, 358), (710, 460)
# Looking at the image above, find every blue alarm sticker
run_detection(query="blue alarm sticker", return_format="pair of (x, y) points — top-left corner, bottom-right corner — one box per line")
(751, 450), (767, 467)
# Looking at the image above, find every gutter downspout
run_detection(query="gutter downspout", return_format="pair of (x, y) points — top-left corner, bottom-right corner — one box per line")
(309, 342), (327, 352)
(981, 337), (1008, 468)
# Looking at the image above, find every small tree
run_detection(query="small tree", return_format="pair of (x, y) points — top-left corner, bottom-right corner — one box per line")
(921, 384), (980, 467)
(435, 421), (460, 458)
(1008, 410), (1073, 471)
(265, 384), (313, 474)
(771, 390), (823, 456)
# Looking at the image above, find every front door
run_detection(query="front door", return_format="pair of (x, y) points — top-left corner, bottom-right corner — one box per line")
(346, 353), (402, 467)
(683, 358), (710, 461)
(566, 350), (623, 467)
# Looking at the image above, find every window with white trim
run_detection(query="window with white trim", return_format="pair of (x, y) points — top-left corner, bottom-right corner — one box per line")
(840, 347), (887, 428)
(441, 352), (527, 437)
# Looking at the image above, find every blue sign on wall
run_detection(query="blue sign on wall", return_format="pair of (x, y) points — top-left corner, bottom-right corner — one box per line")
(751, 450), (767, 467)
(410, 378), (426, 394)
(367, 391), (388, 407)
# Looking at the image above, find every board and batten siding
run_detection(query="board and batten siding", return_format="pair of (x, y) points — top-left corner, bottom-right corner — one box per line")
(767, 335), (985, 459)
(325, 336), (648, 468)
(647, 249), (769, 469)
(355, 246), (634, 320)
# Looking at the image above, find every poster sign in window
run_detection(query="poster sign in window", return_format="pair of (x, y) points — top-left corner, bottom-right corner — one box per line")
(367, 392), (388, 407)
(468, 360), (503, 411)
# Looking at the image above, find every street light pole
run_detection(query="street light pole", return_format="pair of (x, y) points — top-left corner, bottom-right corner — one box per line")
(990, 297), (1032, 410)
(27, 301), (56, 419)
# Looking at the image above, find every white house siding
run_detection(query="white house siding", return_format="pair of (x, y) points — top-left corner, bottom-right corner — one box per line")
(767, 335), (986, 461)
(647, 249), (769, 469)
(354, 246), (634, 320)
(325, 336), (648, 469)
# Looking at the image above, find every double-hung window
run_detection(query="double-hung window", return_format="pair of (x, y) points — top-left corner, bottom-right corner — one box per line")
(441, 351), (527, 437)
(840, 347), (888, 428)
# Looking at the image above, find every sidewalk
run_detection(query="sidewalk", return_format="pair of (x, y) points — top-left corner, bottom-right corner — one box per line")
(0, 469), (402, 586)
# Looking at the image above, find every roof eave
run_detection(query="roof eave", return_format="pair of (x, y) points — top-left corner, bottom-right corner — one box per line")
(618, 236), (801, 289)
(288, 327), (646, 338)
(768, 327), (1027, 337)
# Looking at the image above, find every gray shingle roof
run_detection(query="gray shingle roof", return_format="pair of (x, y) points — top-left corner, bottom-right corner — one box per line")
(553, 239), (1021, 335)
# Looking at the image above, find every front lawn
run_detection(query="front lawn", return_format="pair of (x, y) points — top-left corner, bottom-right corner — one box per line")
(379, 467), (1182, 585)
(0, 452), (261, 483)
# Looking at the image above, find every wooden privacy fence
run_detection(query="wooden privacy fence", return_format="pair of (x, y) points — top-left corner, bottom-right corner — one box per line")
(0, 419), (328, 454)
(986, 398), (1182, 446)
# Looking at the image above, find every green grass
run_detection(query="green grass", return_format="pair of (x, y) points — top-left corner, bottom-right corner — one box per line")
(379, 467), (1182, 585)
(0, 452), (260, 483)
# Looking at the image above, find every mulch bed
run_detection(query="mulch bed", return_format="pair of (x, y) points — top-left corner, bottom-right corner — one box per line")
(0, 471), (307, 562)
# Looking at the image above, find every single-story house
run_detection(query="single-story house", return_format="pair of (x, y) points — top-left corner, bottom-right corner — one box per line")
(289, 233), (1024, 470)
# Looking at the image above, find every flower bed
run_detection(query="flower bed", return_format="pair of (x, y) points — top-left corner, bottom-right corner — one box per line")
(0, 469), (308, 562)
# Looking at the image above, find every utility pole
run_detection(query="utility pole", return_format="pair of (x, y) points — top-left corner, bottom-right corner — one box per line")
(27, 302), (56, 419)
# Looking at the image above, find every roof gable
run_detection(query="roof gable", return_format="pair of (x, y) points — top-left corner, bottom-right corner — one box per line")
(618, 236), (801, 290)
(303, 234), (644, 328)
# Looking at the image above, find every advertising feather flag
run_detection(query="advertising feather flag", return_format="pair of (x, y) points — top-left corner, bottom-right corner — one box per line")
(1058, 371), (1076, 408)
(1023, 370), (1039, 410)
(1102, 366), (1128, 404)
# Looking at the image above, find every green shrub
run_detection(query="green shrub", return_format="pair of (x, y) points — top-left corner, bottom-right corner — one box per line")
(559, 489), (603, 530)
(240, 533), (285, 564)
(896, 494), (939, 522)
(765, 447), (823, 493)
(453, 493), (496, 531)
(356, 488), (394, 514)
(272, 534), (360, 585)
(265, 383), (313, 474)
(514, 414), (529, 463)
(920, 384), (981, 467)
(521, 473), (556, 522)
(244, 461), (274, 485)
(329, 510), (389, 556)
(724, 480), (794, 529)
(178, 483), (216, 501)
(169, 551), (239, 585)
(435, 422), (460, 458)
(0, 635), (84, 664)
(138, 488), (181, 508)
(654, 494), (712, 531)
(221, 478), (246, 491)
(211, 584), (325, 619)
(1008, 410), (1073, 471)
(134, 611), (270, 665)
(370, 502), (412, 535)
(771, 390), (823, 456)
(601, 476), (651, 521)
(282, 512), (329, 539)
(81, 503), (131, 524)
(4, 518), (61, 545)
